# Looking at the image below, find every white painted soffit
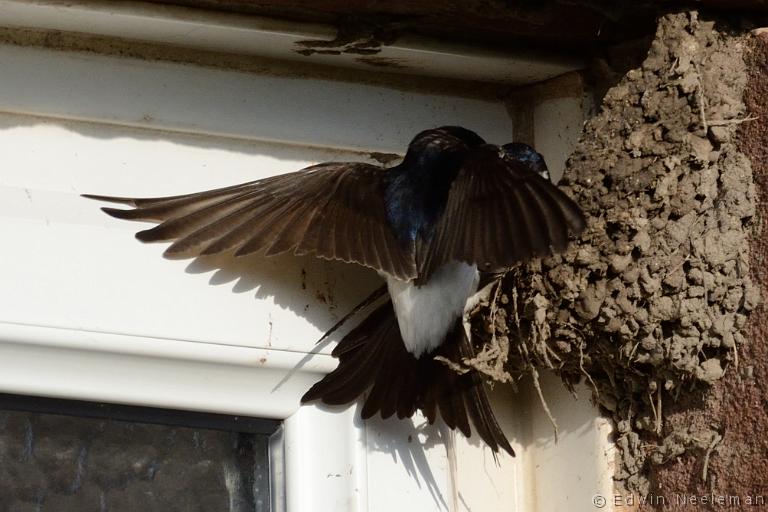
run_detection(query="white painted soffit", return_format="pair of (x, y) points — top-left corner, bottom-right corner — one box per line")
(0, 0), (583, 84)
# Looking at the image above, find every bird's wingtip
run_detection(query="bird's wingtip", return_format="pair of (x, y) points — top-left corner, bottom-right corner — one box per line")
(100, 206), (139, 220)
(81, 193), (138, 205)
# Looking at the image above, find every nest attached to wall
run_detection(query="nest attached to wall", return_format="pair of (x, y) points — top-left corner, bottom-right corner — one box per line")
(462, 12), (758, 492)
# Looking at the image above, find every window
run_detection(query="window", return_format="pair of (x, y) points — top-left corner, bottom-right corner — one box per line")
(0, 394), (282, 512)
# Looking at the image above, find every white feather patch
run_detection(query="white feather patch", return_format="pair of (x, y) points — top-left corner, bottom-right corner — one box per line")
(385, 261), (479, 358)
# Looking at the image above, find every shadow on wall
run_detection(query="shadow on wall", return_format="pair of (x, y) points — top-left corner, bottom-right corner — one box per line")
(0, 113), (390, 349)
(354, 402), (452, 512)
(183, 250), (382, 345)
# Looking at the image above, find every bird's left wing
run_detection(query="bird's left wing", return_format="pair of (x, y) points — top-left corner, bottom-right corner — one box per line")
(84, 162), (417, 280)
(418, 144), (585, 280)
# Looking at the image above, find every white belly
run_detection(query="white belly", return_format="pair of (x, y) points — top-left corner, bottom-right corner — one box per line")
(385, 261), (479, 358)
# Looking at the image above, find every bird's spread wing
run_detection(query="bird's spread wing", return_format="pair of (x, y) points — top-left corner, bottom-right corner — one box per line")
(417, 144), (586, 280)
(84, 162), (417, 280)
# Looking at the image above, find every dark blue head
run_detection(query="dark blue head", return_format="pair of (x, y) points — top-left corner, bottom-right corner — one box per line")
(431, 126), (486, 147)
(401, 126), (486, 170)
(384, 127), (486, 245)
(501, 142), (550, 181)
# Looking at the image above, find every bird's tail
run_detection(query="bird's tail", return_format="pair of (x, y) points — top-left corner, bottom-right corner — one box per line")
(301, 301), (514, 456)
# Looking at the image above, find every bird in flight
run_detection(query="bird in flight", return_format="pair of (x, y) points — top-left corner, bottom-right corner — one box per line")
(84, 126), (585, 456)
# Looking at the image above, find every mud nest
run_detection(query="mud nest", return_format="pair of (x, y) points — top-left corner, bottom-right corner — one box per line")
(464, 12), (758, 492)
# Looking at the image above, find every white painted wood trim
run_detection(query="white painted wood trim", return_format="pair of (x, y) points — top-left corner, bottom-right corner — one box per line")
(0, 44), (515, 153)
(0, 322), (333, 419)
(284, 406), (368, 511)
(0, 0), (582, 85)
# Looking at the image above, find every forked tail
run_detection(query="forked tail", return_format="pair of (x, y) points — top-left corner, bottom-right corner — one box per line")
(301, 301), (514, 456)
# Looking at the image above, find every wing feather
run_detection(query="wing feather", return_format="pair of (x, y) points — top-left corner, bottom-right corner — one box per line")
(85, 163), (417, 280)
(418, 144), (585, 279)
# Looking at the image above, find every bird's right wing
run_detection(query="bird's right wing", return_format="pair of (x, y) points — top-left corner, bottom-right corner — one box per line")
(84, 162), (417, 281)
(418, 144), (585, 281)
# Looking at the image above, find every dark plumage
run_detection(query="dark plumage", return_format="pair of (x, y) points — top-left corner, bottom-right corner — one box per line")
(84, 126), (586, 457)
(301, 300), (513, 454)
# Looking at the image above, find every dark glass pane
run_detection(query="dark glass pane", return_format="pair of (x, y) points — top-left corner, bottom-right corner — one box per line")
(0, 394), (282, 512)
